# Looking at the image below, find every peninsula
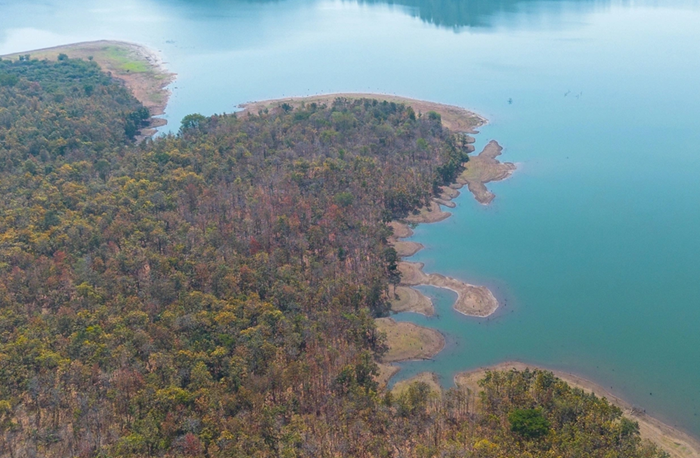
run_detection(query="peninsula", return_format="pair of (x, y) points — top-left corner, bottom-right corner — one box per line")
(1, 40), (175, 137)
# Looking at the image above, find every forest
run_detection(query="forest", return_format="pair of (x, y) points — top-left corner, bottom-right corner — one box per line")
(0, 57), (667, 457)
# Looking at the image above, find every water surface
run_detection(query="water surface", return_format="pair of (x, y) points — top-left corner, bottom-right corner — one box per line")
(2, 0), (700, 437)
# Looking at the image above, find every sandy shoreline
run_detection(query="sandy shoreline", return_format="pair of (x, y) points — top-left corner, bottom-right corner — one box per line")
(456, 140), (516, 204)
(374, 318), (445, 389)
(1, 40), (176, 138)
(239, 93), (487, 134)
(387, 139), (516, 319)
(454, 362), (700, 458)
(375, 318), (445, 364)
(397, 261), (499, 317)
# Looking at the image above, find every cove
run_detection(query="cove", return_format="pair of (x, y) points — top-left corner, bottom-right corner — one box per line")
(2, 0), (700, 438)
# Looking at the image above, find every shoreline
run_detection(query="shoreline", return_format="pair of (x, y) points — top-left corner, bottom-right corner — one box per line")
(1, 40), (176, 138)
(387, 138), (515, 319)
(239, 93), (488, 134)
(374, 317), (446, 389)
(455, 362), (700, 458)
(375, 318), (446, 364)
(234, 93), (700, 456)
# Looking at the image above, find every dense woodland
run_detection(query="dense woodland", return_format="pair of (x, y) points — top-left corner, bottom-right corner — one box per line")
(0, 57), (667, 457)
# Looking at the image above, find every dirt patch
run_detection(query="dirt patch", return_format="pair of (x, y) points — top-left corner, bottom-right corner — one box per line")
(375, 317), (445, 363)
(392, 240), (424, 257)
(405, 200), (451, 224)
(376, 363), (401, 389)
(390, 286), (434, 316)
(440, 186), (461, 200)
(434, 197), (456, 208)
(455, 362), (700, 458)
(398, 262), (498, 317)
(240, 93), (487, 134)
(388, 221), (414, 239)
(457, 140), (516, 204)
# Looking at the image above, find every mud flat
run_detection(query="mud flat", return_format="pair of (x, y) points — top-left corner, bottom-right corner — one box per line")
(385, 138), (515, 318)
(398, 261), (499, 317)
(456, 140), (516, 204)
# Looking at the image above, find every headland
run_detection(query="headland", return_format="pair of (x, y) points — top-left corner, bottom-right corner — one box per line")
(1, 40), (176, 138)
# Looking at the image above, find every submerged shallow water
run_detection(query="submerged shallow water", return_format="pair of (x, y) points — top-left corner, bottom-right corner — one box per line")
(2, 0), (700, 436)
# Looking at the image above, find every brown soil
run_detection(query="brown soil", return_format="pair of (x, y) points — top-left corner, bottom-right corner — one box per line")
(376, 364), (401, 389)
(405, 200), (451, 224)
(398, 262), (499, 317)
(440, 186), (461, 200)
(239, 93), (487, 134)
(457, 140), (516, 204)
(434, 197), (456, 208)
(375, 318), (445, 363)
(390, 286), (434, 316)
(455, 362), (700, 458)
(388, 221), (414, 239)
(392, 240), (424, 257)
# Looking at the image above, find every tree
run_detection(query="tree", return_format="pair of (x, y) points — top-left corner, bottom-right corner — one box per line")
(508, 408), (550, 439)
(180, 113), (207, 133)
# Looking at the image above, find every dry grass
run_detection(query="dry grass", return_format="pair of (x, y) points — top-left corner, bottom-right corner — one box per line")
(405, 200), (451, 224)
(375, 363), (401, 389)
(388, 221), (414, 239)
(390, 286), (434, 316)
(392, 240), (424, 257)
(375, 318), (444, 363)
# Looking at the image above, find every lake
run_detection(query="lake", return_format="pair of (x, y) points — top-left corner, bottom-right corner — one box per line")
(2, 0), (700, 437)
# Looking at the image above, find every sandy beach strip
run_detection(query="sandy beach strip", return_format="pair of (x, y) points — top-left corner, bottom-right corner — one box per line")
(239, 93), (487, 134)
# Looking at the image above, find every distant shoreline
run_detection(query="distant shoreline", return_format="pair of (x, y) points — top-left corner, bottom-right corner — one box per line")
(1, 40), (176, 138)
(239, 93), (488, 134)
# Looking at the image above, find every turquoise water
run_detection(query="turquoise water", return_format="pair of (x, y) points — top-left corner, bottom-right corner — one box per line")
(2, 0), (700, 436)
